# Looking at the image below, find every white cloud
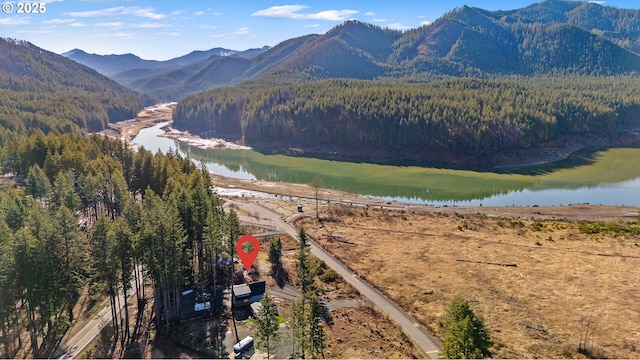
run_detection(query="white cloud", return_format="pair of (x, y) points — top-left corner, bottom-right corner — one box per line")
(420, 20), (432, 26)
(253, 5), (306, 18)
(70, 22), (85, 27)
(18, 29), (53, 34)
(42, 19), (76, 25)
(387, 22), (410, 30)
(365, 12), (375, 16)
(95, 22), (124, 27)
(137, 23), (165, 28)
(372, 18), (387, 23)
(193, 11), (204, 16)
(252, 5), (357, 21)
(110, 32), (134, 39)
(235, 27), (250, 35)
(159, 31), (179, 36)
(589, 1), (606, 4)
(303, 23), (320, 28)
(67, 6), (166, 20)
(171, 10), (185, 16)
(0, 17), (30, 26)
(199, 24), (218, 29)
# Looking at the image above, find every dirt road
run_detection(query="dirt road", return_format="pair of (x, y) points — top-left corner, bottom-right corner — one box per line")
(225, 199), (443, 359)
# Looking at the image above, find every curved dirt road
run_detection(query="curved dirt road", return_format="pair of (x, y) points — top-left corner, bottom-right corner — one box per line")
(227, 199), (442, 359)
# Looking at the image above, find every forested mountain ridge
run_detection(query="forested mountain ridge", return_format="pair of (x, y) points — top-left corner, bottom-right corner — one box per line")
(391, 2), (640, 75)
(0, 38), (148, 135)
(171, 0), (640, 166)
(174, 77), (640, 167)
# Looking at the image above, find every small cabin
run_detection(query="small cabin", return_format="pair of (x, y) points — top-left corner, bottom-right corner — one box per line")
(232, 281), (266, 307)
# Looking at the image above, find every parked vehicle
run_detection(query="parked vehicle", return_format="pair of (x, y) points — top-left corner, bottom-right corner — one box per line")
(233, 336), (253, 353)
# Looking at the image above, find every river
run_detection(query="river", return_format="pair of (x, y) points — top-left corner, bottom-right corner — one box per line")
(132, 122), (640, 207)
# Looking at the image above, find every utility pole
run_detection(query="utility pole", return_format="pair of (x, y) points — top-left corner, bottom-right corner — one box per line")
(311, 177), (322, 219)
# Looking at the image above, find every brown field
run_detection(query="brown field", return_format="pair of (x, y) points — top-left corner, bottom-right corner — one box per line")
(294, 205), (640, 359)
(258, 232), (421, 359)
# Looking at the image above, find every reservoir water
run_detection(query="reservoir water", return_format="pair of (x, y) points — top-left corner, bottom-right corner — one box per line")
(132, 122), (640, 207)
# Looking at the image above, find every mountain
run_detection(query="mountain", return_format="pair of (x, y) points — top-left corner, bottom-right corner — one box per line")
(61, 49), (164, 76)
(62, 46), (270, 86)
(172, 0), (640, 166)
(128, 36), (318, 100)
(91, 1), (640, 101)
(0, 38), (148, 134)
(272, 21), (401, 80)
(389, 2), (640, 75)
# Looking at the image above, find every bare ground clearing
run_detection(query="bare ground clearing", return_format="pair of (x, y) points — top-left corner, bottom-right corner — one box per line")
(289, 204), (640, 359)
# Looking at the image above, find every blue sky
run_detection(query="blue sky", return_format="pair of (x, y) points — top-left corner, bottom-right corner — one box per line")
(1, 0), (638, 60)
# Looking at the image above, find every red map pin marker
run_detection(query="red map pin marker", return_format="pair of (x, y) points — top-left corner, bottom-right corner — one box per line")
(236, 235), (260, 271)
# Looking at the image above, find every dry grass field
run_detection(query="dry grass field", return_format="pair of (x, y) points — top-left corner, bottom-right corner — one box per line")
(259, 232), (422, 359)
(297, 205), (640, 358)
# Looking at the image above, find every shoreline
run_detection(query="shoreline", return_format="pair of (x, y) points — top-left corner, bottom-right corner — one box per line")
(102, 104), (640, 169)
(99, 107), (640, 221)
(208, 173), (640, 222)
(159, 125), (252, 150)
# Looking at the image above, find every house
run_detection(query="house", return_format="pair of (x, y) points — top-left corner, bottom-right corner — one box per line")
(232, 281), (266, 307)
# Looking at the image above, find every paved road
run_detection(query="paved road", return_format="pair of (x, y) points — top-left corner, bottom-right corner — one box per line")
(54, 268), (142, 359)
(227, 200), (442, 359)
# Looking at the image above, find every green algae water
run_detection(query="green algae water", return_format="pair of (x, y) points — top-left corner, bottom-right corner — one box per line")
(133, 123), (640, 206)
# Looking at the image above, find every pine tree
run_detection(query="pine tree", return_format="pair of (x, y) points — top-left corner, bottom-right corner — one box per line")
(297, 227), (315, 299)
(25, 164), (50, 202)
(290, 297), (308, 358)
(252, 293), (281, 358)
(308, 295), (326, 359)
(268, 237), (283, 284)
(440, 295), (493, 359)
(112, 217), (133, 344)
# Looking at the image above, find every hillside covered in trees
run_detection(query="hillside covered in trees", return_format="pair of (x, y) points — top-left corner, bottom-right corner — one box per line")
(168, 0), (640, 166)
(0, 131), (242, 358)
(173, 76), (640, 166)
(0, 38), (149, 136)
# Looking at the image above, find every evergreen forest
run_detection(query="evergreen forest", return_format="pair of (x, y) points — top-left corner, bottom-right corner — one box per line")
(0, 132), (243, 357)
(174, 76), (640, 166)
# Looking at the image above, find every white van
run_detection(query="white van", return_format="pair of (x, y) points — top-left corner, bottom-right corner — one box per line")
(233, 336), (254, 353)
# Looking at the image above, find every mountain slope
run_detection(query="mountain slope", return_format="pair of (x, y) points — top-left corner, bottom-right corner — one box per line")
(63, 46), (270, 87)
(390, 3), (640, 75)
(0, 38), (147, 134)
(129, 35), (318, 99)
(172, 1), (640, 166)
(61, 49), (164, 76)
